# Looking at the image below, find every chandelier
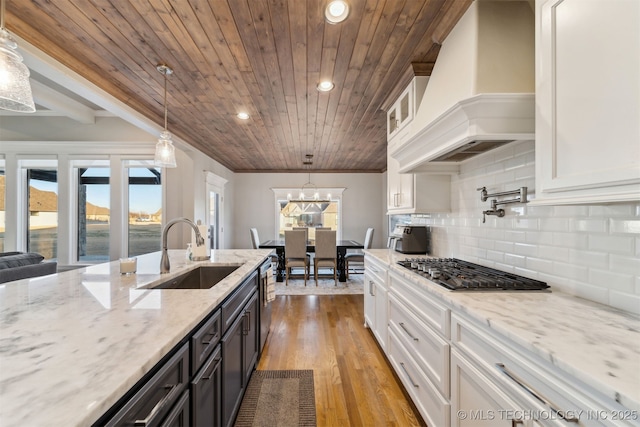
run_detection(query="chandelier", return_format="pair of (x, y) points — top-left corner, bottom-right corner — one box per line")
(154, 64), (177, 168)
(0, 0), (35, 113)
(287, 158), (331, 203)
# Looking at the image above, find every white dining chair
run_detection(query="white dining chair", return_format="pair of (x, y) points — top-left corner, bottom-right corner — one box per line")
(314, 229), (337, 286)
(345, 227), (374, 278)
(249, 228), (278, 265)
(285, 230), (309, 286)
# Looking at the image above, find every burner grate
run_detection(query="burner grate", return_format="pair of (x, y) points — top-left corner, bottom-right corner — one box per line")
(397, 258), (549, 291)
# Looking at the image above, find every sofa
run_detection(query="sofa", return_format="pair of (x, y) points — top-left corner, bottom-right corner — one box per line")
(0, 252), (57, 284)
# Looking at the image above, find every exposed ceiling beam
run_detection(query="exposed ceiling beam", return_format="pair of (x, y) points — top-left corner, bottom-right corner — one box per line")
(30, 79), (96, 124)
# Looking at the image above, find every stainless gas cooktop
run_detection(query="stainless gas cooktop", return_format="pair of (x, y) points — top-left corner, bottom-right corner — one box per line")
(397, 258), (550, 292)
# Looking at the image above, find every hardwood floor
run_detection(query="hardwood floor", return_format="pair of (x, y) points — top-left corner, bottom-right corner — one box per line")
(257, 294), (424, 427)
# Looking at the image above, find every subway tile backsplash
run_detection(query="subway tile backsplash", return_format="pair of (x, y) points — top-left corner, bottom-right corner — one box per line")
(412, 140), (640, 315)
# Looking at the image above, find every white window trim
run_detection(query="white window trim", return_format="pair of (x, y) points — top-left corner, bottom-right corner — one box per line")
(16, 157), (59, 256)
(271, 187), (345, 240)
(122, 160), (164, 257)
(71, 159), (110, 264)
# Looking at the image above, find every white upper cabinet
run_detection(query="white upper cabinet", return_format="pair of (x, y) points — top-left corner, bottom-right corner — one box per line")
(387, 153), (450, 214)
(534, 0), (640, 204)
(387, 76), (429, 154)
(386, 75), (450, 214)
(387, 153), (414, 212)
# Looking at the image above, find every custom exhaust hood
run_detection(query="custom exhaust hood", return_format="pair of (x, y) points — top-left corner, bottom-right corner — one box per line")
(391, 0), (535, 174)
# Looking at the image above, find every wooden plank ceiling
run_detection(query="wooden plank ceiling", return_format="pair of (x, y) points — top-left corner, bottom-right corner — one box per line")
(7, 0), (471, 172)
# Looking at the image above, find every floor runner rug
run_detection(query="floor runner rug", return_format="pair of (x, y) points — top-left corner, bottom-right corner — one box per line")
(234, 370), (316, 427)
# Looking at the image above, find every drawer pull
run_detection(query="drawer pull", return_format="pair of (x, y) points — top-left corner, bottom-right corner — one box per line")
(201, 332), (219, 346)
(496, 363), (579, 424)
(399, 322), (418, 341)
(243, 310), (251, 335)
(202, 357), (222, 380)
(369, 281), (375, 296)
(134, 383), (180, 426)
(399, 362), (419, 388)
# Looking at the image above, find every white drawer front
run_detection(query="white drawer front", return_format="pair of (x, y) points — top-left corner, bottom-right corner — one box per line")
(365, 255), (387, 286)
(389, 270), (450, 338)
(389, 328), (450, 427)
(451, 313), (504, 367)
(451, 314), (635, 427)
(389, 293), (450, 397)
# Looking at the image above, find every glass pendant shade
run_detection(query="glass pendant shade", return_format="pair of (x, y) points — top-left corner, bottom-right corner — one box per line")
(155, 130), (177, 168)
(154, 64), (177, 168)
(0, 28), (35, 113)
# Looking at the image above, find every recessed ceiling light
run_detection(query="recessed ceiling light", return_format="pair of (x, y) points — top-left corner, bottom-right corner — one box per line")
(237, 112), (250, 120)
(317, 81), (335, 92)
(325, 1), (349, 24)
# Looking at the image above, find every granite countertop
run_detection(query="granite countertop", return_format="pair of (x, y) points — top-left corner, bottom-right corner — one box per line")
(366, 249), (640, 413)
(0, 249), (272, 427)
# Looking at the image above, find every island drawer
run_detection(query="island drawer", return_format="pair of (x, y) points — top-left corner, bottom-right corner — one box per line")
(191, 309), (221, 375)
(221, 270), (258, 332)
(104, 342), (189, 427)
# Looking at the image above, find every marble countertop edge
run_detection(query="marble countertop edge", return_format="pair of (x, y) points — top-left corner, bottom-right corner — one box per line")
(365, 249), (640, 412)
(0, 249), (272, 427)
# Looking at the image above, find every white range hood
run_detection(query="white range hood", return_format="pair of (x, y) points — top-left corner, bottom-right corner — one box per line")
(391, 0), (535, 174)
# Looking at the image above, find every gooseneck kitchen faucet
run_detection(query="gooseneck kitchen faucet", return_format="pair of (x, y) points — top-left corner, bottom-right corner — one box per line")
(160, 217), (205, 273)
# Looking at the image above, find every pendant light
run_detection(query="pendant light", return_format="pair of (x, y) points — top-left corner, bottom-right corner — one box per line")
(0, 0), (35, 113)
(299, 172), (323, 201)
(154, 64), (177, 168)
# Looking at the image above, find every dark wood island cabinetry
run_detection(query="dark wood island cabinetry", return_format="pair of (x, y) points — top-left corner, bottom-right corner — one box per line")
(95, 263), (262, 427)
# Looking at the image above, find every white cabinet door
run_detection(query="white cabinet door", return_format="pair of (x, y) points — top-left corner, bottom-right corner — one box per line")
(535, 0), (640, 204)
(387, 154), (414, 212)
(387, 154), (402, 210)
(364, 256), (388, 349)
(387, 77), (427, 143)
(387, 154), (450, 214)
(363, 273), (376, 330)
(373, 281), (388, 350)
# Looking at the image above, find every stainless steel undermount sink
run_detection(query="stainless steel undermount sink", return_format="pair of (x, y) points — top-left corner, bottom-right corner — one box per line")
(154, 265), (240, 289)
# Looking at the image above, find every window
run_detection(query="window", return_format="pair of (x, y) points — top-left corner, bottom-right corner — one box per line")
(77, 166), (110, 262)
(127, 163), (162, 257)
(278, 200), (340, 240)
(0, 161), (4, 253)
(26, 167), (58, 260)
(273, 187), (345, 241)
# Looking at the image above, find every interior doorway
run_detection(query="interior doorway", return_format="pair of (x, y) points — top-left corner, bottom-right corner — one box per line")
(208, 190), (219, 250)
(205, 172), (227, 250)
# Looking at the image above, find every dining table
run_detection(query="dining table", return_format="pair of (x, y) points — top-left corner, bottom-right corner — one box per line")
(259, 239), (364, 282)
